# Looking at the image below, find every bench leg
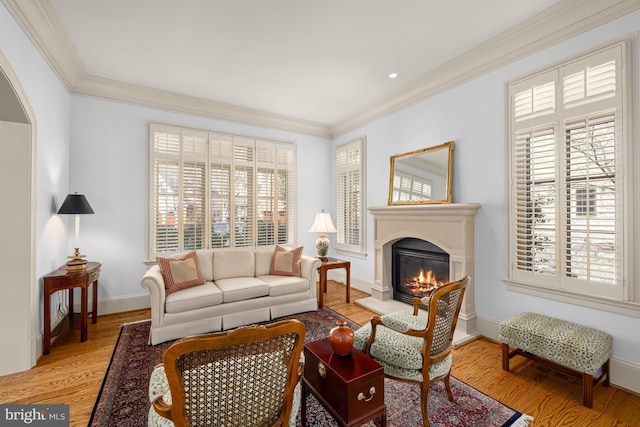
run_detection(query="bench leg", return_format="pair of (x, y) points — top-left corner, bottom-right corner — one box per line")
(582, 373), (594, 408)
(501, 343), (510, 371)
(603, 359), (610, 387)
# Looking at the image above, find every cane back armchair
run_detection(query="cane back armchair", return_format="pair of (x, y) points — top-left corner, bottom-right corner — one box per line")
(149, 319), (305, 427)
(353, 276), (469, 427)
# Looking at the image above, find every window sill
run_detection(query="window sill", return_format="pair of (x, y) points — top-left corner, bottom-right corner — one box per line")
(503, 278), (640, 318)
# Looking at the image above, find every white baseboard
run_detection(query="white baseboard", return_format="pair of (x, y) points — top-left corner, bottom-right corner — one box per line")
(72, 293), (150, 316)
(326, 270), (371, 294)
(476, 315), (640, 395)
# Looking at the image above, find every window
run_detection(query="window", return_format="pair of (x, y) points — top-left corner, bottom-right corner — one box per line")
(149, 123), (296, 258)
(506, 40), (638, 313)
(335, 137), (366, 256)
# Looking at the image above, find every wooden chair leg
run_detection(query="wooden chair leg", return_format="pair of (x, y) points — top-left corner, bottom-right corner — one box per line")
(502, 343), (510, 371)
(603, 360), (610, 387)
(444, 373), (454, 402)
(420, 383), (431, 427)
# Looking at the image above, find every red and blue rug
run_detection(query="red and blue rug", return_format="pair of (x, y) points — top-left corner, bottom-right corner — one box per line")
(89, 308), (532, 426)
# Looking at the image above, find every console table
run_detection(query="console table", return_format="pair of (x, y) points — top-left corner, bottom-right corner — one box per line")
(43, 262), (101, 354)
(318, 257), (350, 309)
(302, 338), (386, 426)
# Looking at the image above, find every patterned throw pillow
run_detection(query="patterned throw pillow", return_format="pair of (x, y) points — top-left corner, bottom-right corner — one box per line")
(270, 245), (303, 277)
(157, 251), (205, 295)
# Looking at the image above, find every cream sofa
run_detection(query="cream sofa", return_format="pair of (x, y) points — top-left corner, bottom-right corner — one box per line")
(141, 247), (321, 345)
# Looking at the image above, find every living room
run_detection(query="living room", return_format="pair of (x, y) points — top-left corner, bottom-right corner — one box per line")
(1, 1), (639, 425)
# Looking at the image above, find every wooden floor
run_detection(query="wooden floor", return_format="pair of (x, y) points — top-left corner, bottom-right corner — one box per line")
(0, 281), (638, 426)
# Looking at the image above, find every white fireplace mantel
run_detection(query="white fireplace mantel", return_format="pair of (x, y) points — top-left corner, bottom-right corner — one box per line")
(358, 203), (481, 345)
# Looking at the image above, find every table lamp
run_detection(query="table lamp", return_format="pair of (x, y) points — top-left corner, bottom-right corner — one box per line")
(58, 193), (94, 270)
(308, 210), (337, 261)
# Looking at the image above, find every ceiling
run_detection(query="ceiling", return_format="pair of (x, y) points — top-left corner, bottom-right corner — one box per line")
(4, 0), (639, 136)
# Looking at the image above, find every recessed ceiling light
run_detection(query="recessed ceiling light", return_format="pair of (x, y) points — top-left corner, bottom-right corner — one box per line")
(388, 73), (398, 79)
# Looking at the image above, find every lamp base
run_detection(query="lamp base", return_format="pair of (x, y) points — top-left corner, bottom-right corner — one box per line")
(315, 234), (330, 261)
(66, 248), (88, 271)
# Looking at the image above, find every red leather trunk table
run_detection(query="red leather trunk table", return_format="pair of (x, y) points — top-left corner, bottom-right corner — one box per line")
(302, 338), (386, 426)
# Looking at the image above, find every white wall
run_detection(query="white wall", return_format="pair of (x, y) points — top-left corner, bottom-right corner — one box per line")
(69, 95), (332, 303)
(333, 10), (640, 388)
(0, 1), (71, 372)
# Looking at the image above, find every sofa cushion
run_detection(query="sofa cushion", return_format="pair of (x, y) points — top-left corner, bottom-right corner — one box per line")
(195, 250), (215, 282)
(165, 282), (223, 313)
(215, 277), (269, 303)
(213, 249), (255, 280)
(270, 245), (303, 277)
(157, 251), (206, 295)
(259, 275), (310, 297)
(254, 247), (274, 276)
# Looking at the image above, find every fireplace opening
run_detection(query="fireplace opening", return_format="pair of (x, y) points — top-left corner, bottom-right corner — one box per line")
(392, 238), (449, 305)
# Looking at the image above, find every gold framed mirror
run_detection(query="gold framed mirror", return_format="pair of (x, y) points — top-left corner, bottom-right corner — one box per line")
(388, 141), (454, 205)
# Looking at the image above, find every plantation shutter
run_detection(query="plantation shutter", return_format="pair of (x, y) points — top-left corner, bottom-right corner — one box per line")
(256, 141), (276, 246)
(335, 137), (365, 255)
(509, 44), (624, 300)
(181, 130), (207, 251)
(152, 126), (180, 253)
(209, 133), (232, 248)
(513, 125), (557, 280)
(149, 124), (297, 258)
(276, 144), (296, 245)
(233, 138), (255, 247)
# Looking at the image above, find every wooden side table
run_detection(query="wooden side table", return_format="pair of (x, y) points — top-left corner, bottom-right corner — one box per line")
(302, 338), (386, 426)
(318, 257), (350, 309)
(43, 262), (101, 354)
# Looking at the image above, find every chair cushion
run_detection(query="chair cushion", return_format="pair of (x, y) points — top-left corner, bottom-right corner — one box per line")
(354, 312), (452, 383)
(354, 318), (424, 370)
(157, 251), (205, 295)
(374, 354), (452, 382)
(148, 365), (173, 427)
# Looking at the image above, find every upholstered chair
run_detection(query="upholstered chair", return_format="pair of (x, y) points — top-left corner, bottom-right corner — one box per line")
(353, 276), (469, 427)
(148, 319), (305, 427)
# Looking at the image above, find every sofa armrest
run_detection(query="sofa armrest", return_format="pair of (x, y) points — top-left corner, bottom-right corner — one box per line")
(300, 255), (321, 298)
(140, 265), (166, 328)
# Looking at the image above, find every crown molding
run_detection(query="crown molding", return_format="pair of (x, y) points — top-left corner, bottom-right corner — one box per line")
(3, 0), (639, 138)
(330, 0), (640, 136)
(1, 0), (84, 89)
(73, 74), (333, 137)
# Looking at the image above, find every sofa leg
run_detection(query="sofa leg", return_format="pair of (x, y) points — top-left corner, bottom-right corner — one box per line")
(501, 343), (510, 371)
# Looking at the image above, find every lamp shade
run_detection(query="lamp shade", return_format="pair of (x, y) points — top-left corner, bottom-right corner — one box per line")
(308, 211), (337, 234)
(57, 193), (94, 215)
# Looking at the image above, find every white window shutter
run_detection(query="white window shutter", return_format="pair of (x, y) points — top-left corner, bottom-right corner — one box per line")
(508, 42), (626, 301)
(335, 137), (366, 255)
(149, 124), (297, 258)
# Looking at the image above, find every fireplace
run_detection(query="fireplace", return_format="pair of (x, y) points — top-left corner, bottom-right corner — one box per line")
(364, 203), (481, 345)
(392, 238), (449, 305)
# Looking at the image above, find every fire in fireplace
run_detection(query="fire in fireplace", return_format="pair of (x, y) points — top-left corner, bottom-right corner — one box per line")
(392, 238), (449, 305)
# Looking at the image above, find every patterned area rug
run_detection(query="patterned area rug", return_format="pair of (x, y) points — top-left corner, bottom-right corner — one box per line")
(89, 308), (531, 426)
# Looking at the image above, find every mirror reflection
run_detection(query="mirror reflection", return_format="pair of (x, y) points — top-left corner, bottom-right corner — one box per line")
(388, 141), (454, 205)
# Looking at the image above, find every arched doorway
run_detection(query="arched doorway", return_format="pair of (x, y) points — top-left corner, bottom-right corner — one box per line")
(0, 52), (36, 375)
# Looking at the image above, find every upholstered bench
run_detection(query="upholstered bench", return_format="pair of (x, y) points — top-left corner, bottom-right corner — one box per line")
(500, 312), (612, 408)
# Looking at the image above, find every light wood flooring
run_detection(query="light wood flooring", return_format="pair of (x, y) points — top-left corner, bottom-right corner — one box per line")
(0, 281), (638, 426)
